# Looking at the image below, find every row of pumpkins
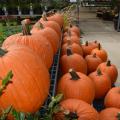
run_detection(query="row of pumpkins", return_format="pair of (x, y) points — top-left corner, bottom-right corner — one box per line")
(0, 12), (65, 114)
(0, 10), (119, 119)
(53, 23), (120, 119)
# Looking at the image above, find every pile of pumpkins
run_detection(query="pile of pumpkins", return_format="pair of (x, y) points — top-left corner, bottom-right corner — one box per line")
(0, 10), (119, 120)
(0, 12), (64, 114)
(53, 24), (120, 120)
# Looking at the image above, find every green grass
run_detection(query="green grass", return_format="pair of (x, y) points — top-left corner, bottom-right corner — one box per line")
(0, 24), (22, 45)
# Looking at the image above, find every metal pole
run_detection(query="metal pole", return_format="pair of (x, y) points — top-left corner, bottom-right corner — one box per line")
(77, 0), (80, 28)
(117, 9), (120, 32)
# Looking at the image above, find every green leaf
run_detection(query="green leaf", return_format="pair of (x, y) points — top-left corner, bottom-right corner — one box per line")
(54, 94), (63, 103)
(2, 70), (13, 86)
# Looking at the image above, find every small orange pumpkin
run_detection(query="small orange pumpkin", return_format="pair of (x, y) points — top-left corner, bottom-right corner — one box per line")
(63, 35), (80, 45)
(85, 53), (102, 74)
(104, 87), (120, 109)
(61, 42), (83, 56)
(82, 41), (98, 57)
(63, 31), (78, 38)
(91, 43), (108, 62)
(69, 24), (80, 37)
(60, 48), (87, 74)
(89, 69), (111, 99)
(57, 69), (95, 104)
(97, 60), (118, 84)
(99, 107), (120, 120)
(54, 99), (99, 120)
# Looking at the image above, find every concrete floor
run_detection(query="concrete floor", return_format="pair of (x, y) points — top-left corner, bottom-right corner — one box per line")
(79, 7), (120, 86)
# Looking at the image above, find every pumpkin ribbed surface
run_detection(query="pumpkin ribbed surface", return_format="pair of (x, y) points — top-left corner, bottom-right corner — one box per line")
(57, 70), (95, 104)
(99, 108), (120, 120)
(60, 49), (87, 74)
(61, 43), (83, 56)
(47, 13), (64, 28)
(31, 25), (59, 54)
(63, 36), (80, 45)
(104, 87), (120, 109)
(54, 99), (99, 120)
(0, 45), (50, 113)
(2, 34), (53, 69)
(39, 20), (61, 38)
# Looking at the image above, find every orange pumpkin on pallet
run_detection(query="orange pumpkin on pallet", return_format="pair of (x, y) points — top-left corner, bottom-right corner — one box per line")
(0, 44), (50, 113)
(47, 13), (64, 28)
(85, 53), (102, 74)
(60, 48), (87, 74)
(54, 99), (99, 120)
(91, 43), (108, 62)
(61, 42), (83, 56)
(57, 69), (95, 104)
(31, 22), (59, 54)
(89, 69), (111, 99)
(3, 20), (53, 69)
(39, 14), (61, 38)
(97, 60), (118, 84)
(64, 24), (80, 37)
(104, 87), (120, 109)
(63, 31), (78, 38)
(99, 107), (120, 120)
(63, 35), (80, 45)
(82, 41), (98, 57)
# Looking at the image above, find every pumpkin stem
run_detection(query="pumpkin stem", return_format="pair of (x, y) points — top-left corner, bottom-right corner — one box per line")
(106, 60), (111, 66)
(34, 22), (44, 29)
(69, 24), (72, 28)
(93, 53), (97, 58)
(69, 69), (80, 80)
(94, 40), (97, 43)
(42, 11), (48, 21)
(39, 22), (44, 29)
(98, 43), (101, 50)
(64, 111), (79, 120)
(116, 112), (120, 120)
(85, 41), (88, 46)
(21, 20), (31, 35)
(0, 48), (8, 57)
(97, 69), (102, 76)
(67, 47), (73, 56)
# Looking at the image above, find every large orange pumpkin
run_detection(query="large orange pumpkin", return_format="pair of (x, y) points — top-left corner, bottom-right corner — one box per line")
(104, 87), (120, 109)
(61, 42), (83, 56)
(97, 60), (118, 84)
(89, 69), (111, 99)
(54, 99), (99, 120)
(0, 44), (50, 113)
(57, 69), (95, 104)
(2, 21), (53, 69)
(91, 43), (108, 62)
(99, 107), (120, 120)
(60, 48), (87, 74)
(39, 14), (61, 37)
(47, 13), (64, 28)
(85, 53), (102, 74)
(31, 22), (59, 54)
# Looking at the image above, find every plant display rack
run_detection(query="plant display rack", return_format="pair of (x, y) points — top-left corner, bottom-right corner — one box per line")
(39, 32), (62, 116)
